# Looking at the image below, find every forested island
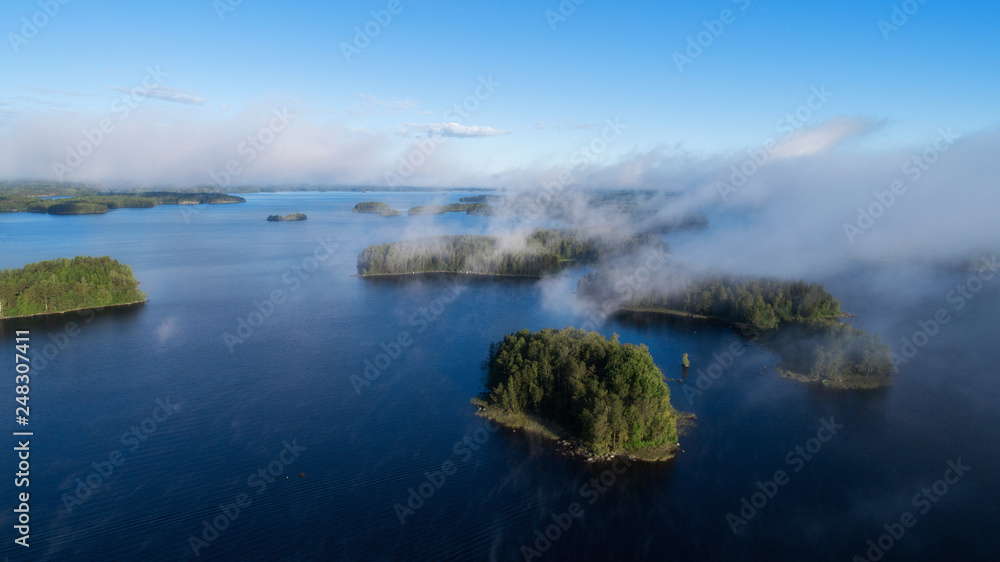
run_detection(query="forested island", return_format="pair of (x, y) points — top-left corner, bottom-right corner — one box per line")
(459, 194), (504, 203)
(352, 202), (401, 216)
(266, 213), (307, 221)
(0, 191), (244, 215)
(579, 273), (894, 389)
(407, 203), (495, 215)
(357, 228), (666, 277)
(0, 256), (147, 319)
(474, 328), (679, 461)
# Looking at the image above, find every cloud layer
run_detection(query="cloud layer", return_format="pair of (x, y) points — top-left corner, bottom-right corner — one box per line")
(0, 103), (996, 273)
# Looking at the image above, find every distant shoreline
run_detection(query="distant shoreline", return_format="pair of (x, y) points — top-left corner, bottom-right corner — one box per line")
(354, 271), (547, 279)
(0, 299), (148, 321)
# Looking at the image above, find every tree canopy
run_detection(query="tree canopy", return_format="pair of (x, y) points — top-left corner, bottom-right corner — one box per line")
(579, 272), (893, 387)
(482, 328), (678, 455)
(581, 274), (841, 331)
(0, 191), (244, 214)
(266, 213), (307, 221)
(352, 202), (400, 216)
(0, 256), (146, 318)
(357, 228), (667, 276)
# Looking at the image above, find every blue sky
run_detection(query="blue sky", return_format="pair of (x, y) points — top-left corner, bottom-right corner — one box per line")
(1, 0), (998, 187)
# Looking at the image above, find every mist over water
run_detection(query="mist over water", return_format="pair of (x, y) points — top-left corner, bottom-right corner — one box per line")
(0, 192), (997, 561)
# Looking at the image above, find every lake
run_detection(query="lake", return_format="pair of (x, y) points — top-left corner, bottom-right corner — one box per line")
(1, 192), (997, 561)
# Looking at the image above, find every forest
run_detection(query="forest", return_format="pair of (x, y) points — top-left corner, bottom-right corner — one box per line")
(352, 202), (401, 216)
(479, 328), (678, 456)
(466, 203), (497, 215)
(357, 228), (667, 276)
(407, 203), (474, 215)
(0, 256), (147, 318)
(0, 191), (244, 214)
(578, 272), (893, 387)
(407, 203), (497, 215)
(266, 213), (307, 221)
(459, 194), (505, 203)
(580, 274), (843, 330)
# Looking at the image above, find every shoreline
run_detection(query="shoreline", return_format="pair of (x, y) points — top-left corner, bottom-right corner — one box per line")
(616, 306), (714, 321)
(0, 299), (148, 321)
(471, 398), (683, 463)
(774, 366), (893, 390)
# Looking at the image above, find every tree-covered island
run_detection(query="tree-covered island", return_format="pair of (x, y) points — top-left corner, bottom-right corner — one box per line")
(266, 213), (307, 221)
(352, 202), (401, 216)
(579, 273), (894, 389)
(357, 228), (667, 277)
(407, 203), (481, 215)
(474, 328), (680, 461)
(0, 256), (147, 319)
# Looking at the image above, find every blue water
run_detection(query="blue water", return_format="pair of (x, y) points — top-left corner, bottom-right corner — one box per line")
(0, 193), (997, 561)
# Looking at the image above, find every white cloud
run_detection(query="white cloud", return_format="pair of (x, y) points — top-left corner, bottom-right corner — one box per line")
(0, 99), (396, 186)
(107, 85), (205, 105)
(395, 122), (511, 138)
(771, 116), (875, 159)
(356, 93), (418, 110)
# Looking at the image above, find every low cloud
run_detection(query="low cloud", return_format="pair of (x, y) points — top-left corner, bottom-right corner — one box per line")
(107, 85), (205, 105)
(395, 122), (510, 138)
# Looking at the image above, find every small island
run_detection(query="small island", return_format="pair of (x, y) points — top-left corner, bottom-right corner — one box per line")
(579, 273), (894, 389)
(357, 228), (666, 277)
(266, 213), (307, 221)
(475, 328), (680, 461)
(352, 202), (401, 216)
(0, 256), (147, 319)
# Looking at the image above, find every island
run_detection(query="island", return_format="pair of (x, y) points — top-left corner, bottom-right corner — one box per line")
(0, 256), (147, 319)
(459, 194), (504, 203)
(579, 273), (894, 388)
(352, 202), (401, 216)
(407, 203), (478, 215)
(266, 213), (307, 221)
(0, 189), (245, 215)
(474, 328), (680, 461)
(465, 203), (497, 215)
(356, 228), (667, 277)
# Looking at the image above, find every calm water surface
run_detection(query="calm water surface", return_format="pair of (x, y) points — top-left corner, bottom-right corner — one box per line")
(0, 193), (997, 561)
